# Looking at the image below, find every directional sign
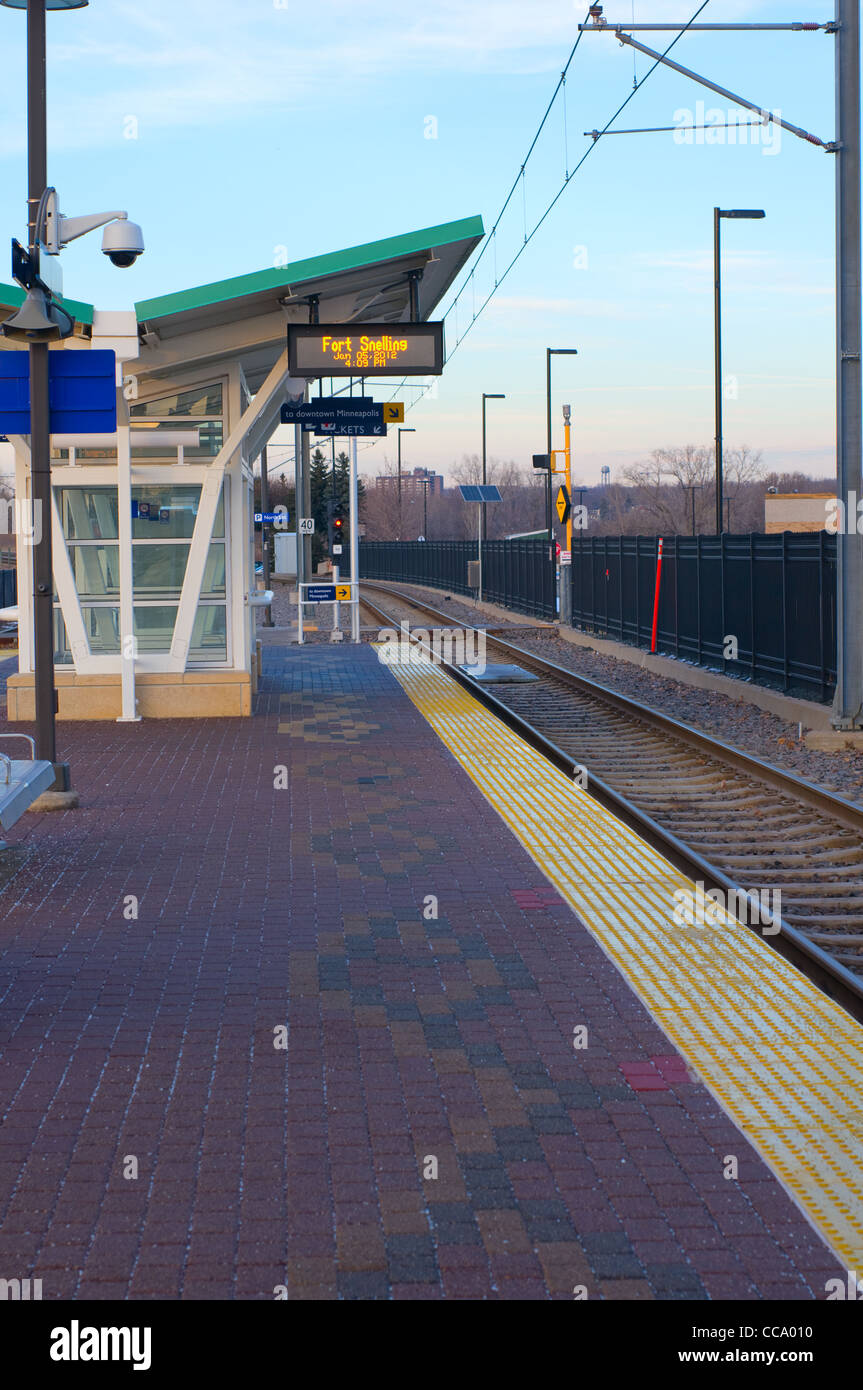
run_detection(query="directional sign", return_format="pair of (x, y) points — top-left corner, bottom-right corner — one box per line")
(254, 511), (288, 525)
(382, 402), (404, 423)
(280, 399), (384, 427)
(314, 421), (386, 437)
(556, 484), (571, 525)
(335, 584), (352, 601)
(288, 322), (444, 377)
(306, 585), (337, 603)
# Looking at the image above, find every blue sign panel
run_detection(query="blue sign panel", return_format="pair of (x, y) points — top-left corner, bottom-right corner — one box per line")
(0, 354), (30, 434)
(49, 350), (117, 434)
(254, 512), (288, 524)
(305, 585), (337, 603)
(0, 349), (117, 435)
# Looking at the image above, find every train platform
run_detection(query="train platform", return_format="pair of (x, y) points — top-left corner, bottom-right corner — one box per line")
(0, 639), (858, 1301)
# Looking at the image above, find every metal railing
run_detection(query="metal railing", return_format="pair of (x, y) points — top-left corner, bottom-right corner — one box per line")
(359, 539), (556, 620)
(570, 532), (837, 701)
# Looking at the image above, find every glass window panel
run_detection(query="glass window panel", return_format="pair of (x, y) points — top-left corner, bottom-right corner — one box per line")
(130, 383), (223, 419)
(202, 543), (226, 597)
(191, 605), (227, 663)
(57, 487), (119, 540)
(53, 608), (73, 665)
(84, 606), (120, 654)
(70, 544), (120, 601)
(131, 484), (223, 539)
(133, 545), (188, 599)
(131, 542), (225, 600)
(133, 606), (177, 652)
(130, 420), (223, 461)
(62, 448), (118, 463)
(131, 604), (226, 660)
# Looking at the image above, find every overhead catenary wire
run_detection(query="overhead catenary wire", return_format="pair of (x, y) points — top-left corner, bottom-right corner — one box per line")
(442, 0), (714, 365)
(378, 0), (714, 431)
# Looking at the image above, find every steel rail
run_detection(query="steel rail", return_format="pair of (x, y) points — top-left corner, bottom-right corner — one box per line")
(360, 583), (863, 1023)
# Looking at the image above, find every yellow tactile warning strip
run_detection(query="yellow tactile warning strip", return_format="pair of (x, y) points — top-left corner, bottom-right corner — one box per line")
(380, 648), (863, 1271)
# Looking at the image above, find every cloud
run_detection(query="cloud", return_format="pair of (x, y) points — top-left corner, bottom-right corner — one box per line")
(0, 0), (788, 155)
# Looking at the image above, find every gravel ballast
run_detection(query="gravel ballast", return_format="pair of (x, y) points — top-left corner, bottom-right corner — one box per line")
(365, 580), (863, 807)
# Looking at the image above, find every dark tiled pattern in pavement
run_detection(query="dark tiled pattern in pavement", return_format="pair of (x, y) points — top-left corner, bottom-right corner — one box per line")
(0, 645), (844, 1300)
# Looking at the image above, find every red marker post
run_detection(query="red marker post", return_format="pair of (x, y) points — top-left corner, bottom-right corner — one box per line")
(650, 537), (664, 654)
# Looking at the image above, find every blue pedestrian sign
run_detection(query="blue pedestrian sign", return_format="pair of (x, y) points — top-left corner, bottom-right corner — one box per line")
(305, 584), (337, 602)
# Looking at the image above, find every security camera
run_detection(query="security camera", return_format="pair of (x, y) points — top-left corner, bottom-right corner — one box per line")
(102, 219), (144, 268)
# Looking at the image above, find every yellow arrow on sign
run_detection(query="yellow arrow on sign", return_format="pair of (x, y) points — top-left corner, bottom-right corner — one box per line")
(383, 402), (405, 422)
(335, 584), (352, 601)
(555, 485), (571, 525)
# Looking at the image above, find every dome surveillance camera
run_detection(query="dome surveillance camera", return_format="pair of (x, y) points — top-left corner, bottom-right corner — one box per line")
(102, 218), (144, 268)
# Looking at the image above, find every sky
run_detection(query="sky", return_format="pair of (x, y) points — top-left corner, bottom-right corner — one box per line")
(0, 0), (843, 486)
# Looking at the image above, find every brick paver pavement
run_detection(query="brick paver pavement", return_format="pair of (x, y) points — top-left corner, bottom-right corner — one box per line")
(0, 644), (845, 1299)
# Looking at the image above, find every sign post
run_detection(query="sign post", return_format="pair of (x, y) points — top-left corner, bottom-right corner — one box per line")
(458, 484), (502, 603)
(350, 436), (360, 643)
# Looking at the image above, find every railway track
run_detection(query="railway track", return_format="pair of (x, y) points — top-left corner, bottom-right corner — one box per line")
(359, 582), (863, 1020)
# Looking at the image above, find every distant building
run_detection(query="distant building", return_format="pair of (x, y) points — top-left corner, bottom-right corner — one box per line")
(764, 492), (835, 533)
(375, 466), (445, 496)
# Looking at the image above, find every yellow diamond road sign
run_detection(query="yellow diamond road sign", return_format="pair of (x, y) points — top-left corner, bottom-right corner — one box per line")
(556, 485), (571, 525)
(335, 584), (352, 601)
(383, 402), (405, 423)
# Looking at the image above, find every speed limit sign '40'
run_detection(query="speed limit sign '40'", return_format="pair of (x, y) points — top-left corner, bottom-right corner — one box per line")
(299, 518), (315, 534)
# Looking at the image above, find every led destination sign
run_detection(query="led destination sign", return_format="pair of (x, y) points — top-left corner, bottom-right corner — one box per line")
(288, 321), (444, 377)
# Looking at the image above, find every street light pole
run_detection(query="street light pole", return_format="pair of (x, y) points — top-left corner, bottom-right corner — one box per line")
(19, 0), (84, 793)
(481, 392), (505, 543)
(714, 209), (765, 535)
(833, 0), (863, 728)
(396, 427), (414, 541)
(29, 0), (54, 770)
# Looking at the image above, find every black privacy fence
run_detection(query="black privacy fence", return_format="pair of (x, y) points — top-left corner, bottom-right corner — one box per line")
(359, 539), (556, 620)
(569, 533), (837, 701)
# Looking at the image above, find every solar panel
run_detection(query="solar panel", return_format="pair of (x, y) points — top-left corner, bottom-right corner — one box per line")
(458, 484), (501, 502)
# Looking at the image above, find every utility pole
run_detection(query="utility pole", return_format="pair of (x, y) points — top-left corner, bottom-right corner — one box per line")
(580, 5), (860, 726)
(26, 0), (69, 793)
(833, 0), (862, 728)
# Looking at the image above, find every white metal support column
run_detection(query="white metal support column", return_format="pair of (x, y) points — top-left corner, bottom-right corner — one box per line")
(115, 395), (139, 721)
(169, 348), (290, 672)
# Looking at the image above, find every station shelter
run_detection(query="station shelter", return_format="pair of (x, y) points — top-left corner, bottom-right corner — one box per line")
(0, 216), (482, 720)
